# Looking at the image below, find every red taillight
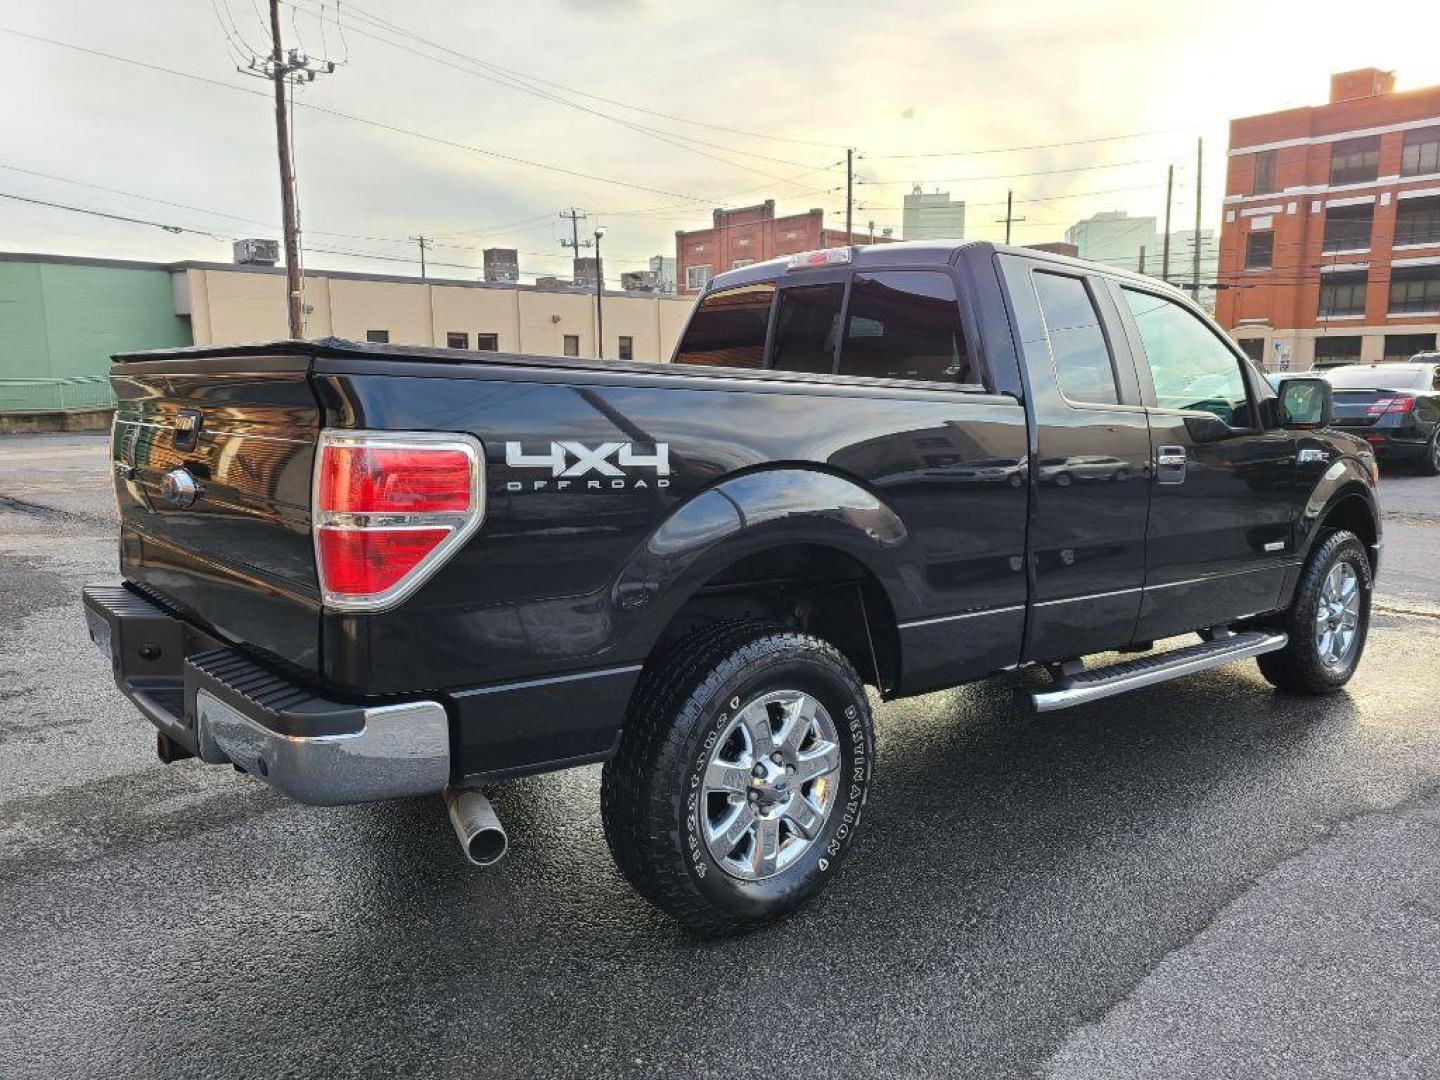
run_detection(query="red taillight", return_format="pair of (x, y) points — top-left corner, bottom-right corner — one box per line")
(318, 445), (472, 513)
(314, 431), (484, 611)
(1366, 397), (1414, 416)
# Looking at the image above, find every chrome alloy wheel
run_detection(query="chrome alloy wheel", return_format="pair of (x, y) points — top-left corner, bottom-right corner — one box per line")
(700, 690), (843, 882)
(1315, 560), (1362, 668)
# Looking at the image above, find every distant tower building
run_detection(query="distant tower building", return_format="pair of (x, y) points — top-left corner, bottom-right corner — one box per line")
(573, 256), (602, 288)
(649, 255), (677, 294)
(1064, 211), (1158, 269)
(482, 248), (519, 282)
(902, 186), (966, 240)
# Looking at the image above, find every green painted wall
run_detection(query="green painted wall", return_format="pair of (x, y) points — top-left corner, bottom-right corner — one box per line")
(0, 259), (191, 412)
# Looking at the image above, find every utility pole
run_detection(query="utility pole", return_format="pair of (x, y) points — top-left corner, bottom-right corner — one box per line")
(269, 0), (303, 337)
(559, 207), (592, 281)
(868, 220), (876, 242)
(845, 148), (854, 242)
(593, 227), (606, 360)
(1138, 245), (1147, 275)
(1161, 164), (1174, 284)
(994, 190), (1026, 245)
(1192, 137), (1203, 298)
(411, 235), (429, 279)
(244, 0), (333, 338)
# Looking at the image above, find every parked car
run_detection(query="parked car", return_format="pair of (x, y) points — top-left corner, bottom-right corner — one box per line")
(84, 241), (1381, 933)
(1322, 358), (1440, 474)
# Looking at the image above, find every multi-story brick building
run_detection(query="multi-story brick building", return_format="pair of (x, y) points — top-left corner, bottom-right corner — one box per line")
(1217, 69), (1440, 370)
(674, 200), (879, 294)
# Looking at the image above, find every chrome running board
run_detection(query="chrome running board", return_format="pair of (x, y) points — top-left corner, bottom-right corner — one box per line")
(1028, 631), (1289, 713)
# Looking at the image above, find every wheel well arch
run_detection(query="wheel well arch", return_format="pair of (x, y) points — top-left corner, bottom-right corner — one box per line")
(1318, 490), (1378, 550)
(646, 542), (901, 695)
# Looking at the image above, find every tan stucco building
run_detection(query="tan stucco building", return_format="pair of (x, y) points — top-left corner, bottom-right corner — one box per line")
(175, 261), (694, 361)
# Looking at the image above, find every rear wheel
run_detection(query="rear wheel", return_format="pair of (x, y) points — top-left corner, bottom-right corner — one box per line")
(1257, 530), (1372, 694)
(1418, 428), (1440, 476)
(601, 622), (873, 935)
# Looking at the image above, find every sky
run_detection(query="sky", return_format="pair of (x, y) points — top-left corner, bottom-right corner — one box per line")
(1, 0), (1437, 283)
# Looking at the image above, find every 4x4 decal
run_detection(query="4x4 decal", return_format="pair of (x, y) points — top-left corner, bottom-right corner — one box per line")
(503, 441), (671, 491)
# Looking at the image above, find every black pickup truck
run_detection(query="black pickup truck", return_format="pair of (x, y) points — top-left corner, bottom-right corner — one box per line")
(84, 241), (1381, 933)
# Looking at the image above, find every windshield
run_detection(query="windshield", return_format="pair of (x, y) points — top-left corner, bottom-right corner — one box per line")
(1324, 365), (1429, 390)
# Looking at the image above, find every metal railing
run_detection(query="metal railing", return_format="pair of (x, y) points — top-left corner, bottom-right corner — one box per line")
(0, 376), (115, 414)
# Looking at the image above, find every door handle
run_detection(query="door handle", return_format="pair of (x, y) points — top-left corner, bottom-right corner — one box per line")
(1156, 445), (1187, 484)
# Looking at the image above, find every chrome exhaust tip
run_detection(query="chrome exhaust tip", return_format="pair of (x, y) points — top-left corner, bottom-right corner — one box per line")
(444, 787), (508, 867)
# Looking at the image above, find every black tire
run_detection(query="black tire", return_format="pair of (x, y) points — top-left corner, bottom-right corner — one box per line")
(1257, 530), (1372, 694)
(1417, 428), (1440, 477)
(601, 622), (874, 935)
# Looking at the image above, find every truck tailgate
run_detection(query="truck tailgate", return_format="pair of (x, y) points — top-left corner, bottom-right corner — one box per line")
(110, 353), (322, 676)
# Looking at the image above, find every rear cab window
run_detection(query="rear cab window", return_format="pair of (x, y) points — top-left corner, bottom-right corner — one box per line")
(673, 282), (775, 368)
(675, 261), (981, 389)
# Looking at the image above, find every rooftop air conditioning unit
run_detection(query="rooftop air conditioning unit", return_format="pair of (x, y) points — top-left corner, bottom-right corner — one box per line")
(233, 238), (280, 266)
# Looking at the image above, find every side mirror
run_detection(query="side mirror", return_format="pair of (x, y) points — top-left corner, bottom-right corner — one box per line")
(1277, 376), (1332, 429)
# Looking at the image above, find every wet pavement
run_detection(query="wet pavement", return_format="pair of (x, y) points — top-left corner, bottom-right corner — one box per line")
(3, 434), (1439, 1079)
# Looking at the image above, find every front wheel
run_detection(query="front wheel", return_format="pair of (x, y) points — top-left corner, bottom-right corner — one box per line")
(601, 623), (873, 935)
(1257, 529), (1372, 694)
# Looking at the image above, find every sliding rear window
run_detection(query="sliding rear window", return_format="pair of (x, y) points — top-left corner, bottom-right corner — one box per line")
(673, 283), (775, 369)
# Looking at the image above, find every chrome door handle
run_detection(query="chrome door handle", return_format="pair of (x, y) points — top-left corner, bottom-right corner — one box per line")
(1156, 445), (1187, 484)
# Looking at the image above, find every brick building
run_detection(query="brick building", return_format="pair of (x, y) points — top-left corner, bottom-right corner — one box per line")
(675, 200), (880, 294)
(1217, 69), (1440, 370)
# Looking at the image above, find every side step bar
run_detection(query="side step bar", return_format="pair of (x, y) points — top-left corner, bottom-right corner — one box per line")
(1029, 631), (1288, 713)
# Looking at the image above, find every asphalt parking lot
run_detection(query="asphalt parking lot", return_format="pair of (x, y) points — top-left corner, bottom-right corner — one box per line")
(3, 433), (1440, 1079)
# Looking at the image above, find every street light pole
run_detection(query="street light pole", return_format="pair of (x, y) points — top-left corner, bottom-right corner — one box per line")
(594, 226), (606, 360)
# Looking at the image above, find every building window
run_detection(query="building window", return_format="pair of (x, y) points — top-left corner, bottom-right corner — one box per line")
(686, 265), (713, 291)
(365, 330), (390, 343)
(1237, 338), (1266, 364)
(563, 334), (580, 357)
(446, 332), (469, 349)
(1033, 272), (1119, 405)
(1329, 135), (1380, 186)
(475, 333), (499, 351)
(1252, 150), (1277, 195)
(674, 282), (775, 369)
(1401, 126), (1440, 177)
(1317, 270), (1368, 317)
(1388, 266), (1440, 314)
(771, 283), (847, 375)
(731, 259), (755, 269)
(1245, 231), (1274, 269)
(1313, 336), (1363, 367)
(1394, 196), (1440, 247)
(618, 335), (634, 361)
(1321, 203), (1374, 252)
(1383, 333), (1438, 363)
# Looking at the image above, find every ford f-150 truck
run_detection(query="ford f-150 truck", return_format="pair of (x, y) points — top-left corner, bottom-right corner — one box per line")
(84, 241), (1381, 933)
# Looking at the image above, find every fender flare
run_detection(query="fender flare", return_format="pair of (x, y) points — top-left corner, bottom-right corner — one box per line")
(609, 467), (916, 655)
(1297, 456), (1380, 565)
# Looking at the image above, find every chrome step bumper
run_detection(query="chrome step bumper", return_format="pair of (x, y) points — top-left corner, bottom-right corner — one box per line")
(1029, 631), (1289, 713)
(83, 583), (451, 805)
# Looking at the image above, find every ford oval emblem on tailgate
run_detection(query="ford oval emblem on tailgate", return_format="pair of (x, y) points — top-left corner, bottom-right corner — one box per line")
(161, 468), (200, 508)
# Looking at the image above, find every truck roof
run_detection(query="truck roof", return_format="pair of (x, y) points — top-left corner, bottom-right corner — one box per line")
(705, 238), (1188, 299)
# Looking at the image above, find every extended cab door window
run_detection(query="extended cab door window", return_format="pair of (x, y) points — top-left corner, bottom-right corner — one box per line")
(838, 271), (974, 383)
(771, 282), (847, 374)
(673, 282), (775, 368)
(1032, 271), (1121, 405)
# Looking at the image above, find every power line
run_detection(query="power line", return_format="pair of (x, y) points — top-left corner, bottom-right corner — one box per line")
(858, 156), (1180, 186)
(292, 0), (849, 150)
(0, 24), (731, 205)
(0, 190), (233, 238)
(868, 125), (1202, 160)
(283, 0), (841, 190)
